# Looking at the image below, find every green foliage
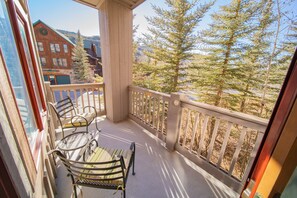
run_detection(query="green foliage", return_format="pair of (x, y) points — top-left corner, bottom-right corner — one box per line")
(93, 74), (103, 83)
(194, 0), (263, 109)
(133, 0), (294, 119)
(72, 30), (92, 83)
(237, 0), (274, 115)
(140, 0), (213, 93)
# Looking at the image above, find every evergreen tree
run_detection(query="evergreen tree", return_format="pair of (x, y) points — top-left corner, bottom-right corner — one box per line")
(194, 0), (261, 109)
(238, 0), (274, 115)
(142, 0), (213, 93)
(260, 21), (297, 117)
(72, 30), (92, 83)
(277, 21), (297, 70)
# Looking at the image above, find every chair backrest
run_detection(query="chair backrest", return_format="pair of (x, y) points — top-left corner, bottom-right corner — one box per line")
(51, 149), (126, 187)
(49, 97), (76, 119)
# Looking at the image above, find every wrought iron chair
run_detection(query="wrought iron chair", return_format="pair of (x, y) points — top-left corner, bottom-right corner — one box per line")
(49, 142), (136, 198)
(49, 96), (101, 138)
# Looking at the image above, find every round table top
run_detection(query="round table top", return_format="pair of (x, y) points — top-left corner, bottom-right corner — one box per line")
(57, 132), (90, 151)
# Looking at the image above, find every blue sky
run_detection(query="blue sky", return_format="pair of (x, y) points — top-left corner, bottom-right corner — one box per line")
(29, 0), (297, 38)
(28, 0), (228, 37)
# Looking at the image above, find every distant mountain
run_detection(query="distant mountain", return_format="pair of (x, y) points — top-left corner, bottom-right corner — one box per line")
(57, 29), (101, 57)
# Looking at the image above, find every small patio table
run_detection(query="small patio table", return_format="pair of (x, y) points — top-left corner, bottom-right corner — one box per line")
(57, 131), (98, 160)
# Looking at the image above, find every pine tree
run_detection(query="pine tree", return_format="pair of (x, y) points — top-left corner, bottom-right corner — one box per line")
(72, 30), (92, 83)
(238, 0), (274, 115)
(142, 0), (213, 93)
(260, 21), (297, 117)
(277, 21), (297, 70)
(194, 0), (261, 109)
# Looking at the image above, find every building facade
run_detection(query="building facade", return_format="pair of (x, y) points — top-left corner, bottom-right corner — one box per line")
(33, 20), (74, 84)
(85, 43), (103, 77)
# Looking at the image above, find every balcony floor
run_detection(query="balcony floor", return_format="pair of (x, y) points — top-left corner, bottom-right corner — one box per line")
(55, 116), (239, 198)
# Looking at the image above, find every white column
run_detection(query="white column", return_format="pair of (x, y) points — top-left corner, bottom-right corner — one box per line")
(98, 0), (133, 122)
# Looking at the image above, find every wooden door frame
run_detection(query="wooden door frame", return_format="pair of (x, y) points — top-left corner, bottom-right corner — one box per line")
(244, 49), (297, 197)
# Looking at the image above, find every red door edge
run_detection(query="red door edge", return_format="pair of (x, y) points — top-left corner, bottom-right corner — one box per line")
(242, 48), (297, 197)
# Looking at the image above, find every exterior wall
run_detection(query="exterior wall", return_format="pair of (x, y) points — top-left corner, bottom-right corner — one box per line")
(33, 21), (74, 83)
(0, 95), (32, 197)
(0, 0), (54, 197)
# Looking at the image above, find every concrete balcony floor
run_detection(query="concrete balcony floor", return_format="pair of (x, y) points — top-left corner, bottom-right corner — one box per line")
(55, 116), (239, 198)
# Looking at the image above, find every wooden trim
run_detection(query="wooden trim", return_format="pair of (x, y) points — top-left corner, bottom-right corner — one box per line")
(0, 48), (36, 190)
(246, 49), (297, 197)
(129, 85), (171, 99)
(256, 97), (297, 196)
(7, 0), (43, 130)
(50, 83), (105, 90)
(16, 7), (46, 110)
(181, 98), (268, 130)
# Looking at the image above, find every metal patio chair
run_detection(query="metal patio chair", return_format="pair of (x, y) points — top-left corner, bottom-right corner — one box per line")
(49, 142), (136, 198)
(49, 96), (101, 138)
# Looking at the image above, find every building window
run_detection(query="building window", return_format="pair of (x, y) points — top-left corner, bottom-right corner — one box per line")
(40, 57), (46, 66)
(53, 58), (57, 66)
(37, 42), (43, 51)
(0, 0), (39, 147)
(57, 58), (62, 66)
(62, 58), (67, 66)
(63, 44), (68, 53)
(55, 44), (60, 52)
(50, 43), (55, 53)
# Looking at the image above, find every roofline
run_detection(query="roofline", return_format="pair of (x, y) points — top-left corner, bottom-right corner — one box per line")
(33, 20), (75, 46)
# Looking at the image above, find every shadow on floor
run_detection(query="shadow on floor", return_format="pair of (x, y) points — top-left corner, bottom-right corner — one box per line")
(55, 116), (239, 198)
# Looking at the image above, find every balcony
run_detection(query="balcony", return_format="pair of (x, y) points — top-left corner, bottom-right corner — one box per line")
(45, 82), (268, 197)
(54, 117), (239, 198)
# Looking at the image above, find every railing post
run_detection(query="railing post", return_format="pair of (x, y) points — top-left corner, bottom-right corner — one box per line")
(44, 82), (55, 103)
(166, 93), (181, 151)
(44, 82), (58, 129)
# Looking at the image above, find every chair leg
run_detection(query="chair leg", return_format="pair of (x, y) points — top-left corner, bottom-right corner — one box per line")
(62, 128), (65, 139)
(73, 185), (78, 198)
(123, 189), (126, 198)
(95, 118), (101, 133)
(132, 143), (136, 175)
(132, 153), (135, 175)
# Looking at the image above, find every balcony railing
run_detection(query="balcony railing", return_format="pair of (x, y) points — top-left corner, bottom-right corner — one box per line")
(45, 83), (267, 193)
(129, 85), (268, 192)
(129, 86), (170, 142)
(48, 83), (106, 116)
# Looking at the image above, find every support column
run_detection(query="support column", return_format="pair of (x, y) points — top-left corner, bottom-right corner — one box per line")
(166, 93), (182, 151)
(98, 0), (133, 122)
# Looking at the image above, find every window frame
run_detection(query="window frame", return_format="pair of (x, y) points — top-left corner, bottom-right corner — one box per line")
(62, 58), (67, 67)
(50, 43), (55, 53)
(55, 43), (60, 52)
(2, 0), (49, 188)
(52, 58), (57, 66)
(8, 8), (45, 131)
(63, 44), (68, 53)
(57, 58), (62, 66)
(37, 42), (43, 52)
(40, 57), (46, 66)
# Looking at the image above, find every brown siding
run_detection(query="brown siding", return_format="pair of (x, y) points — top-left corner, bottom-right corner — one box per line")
(33, 22), (74, 70)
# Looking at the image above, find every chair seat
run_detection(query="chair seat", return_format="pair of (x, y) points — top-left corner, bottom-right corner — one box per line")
(76, 147), (132, 187)
(62, 112), (96, 128)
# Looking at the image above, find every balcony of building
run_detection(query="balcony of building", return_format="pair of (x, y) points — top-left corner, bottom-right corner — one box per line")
(44, 82), (268, 197)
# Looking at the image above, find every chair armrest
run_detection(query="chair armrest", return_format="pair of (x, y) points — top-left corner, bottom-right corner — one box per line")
(70, 115), (88, 127)
(81, 139), (99, 161)
(83, 106), (98, 116)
